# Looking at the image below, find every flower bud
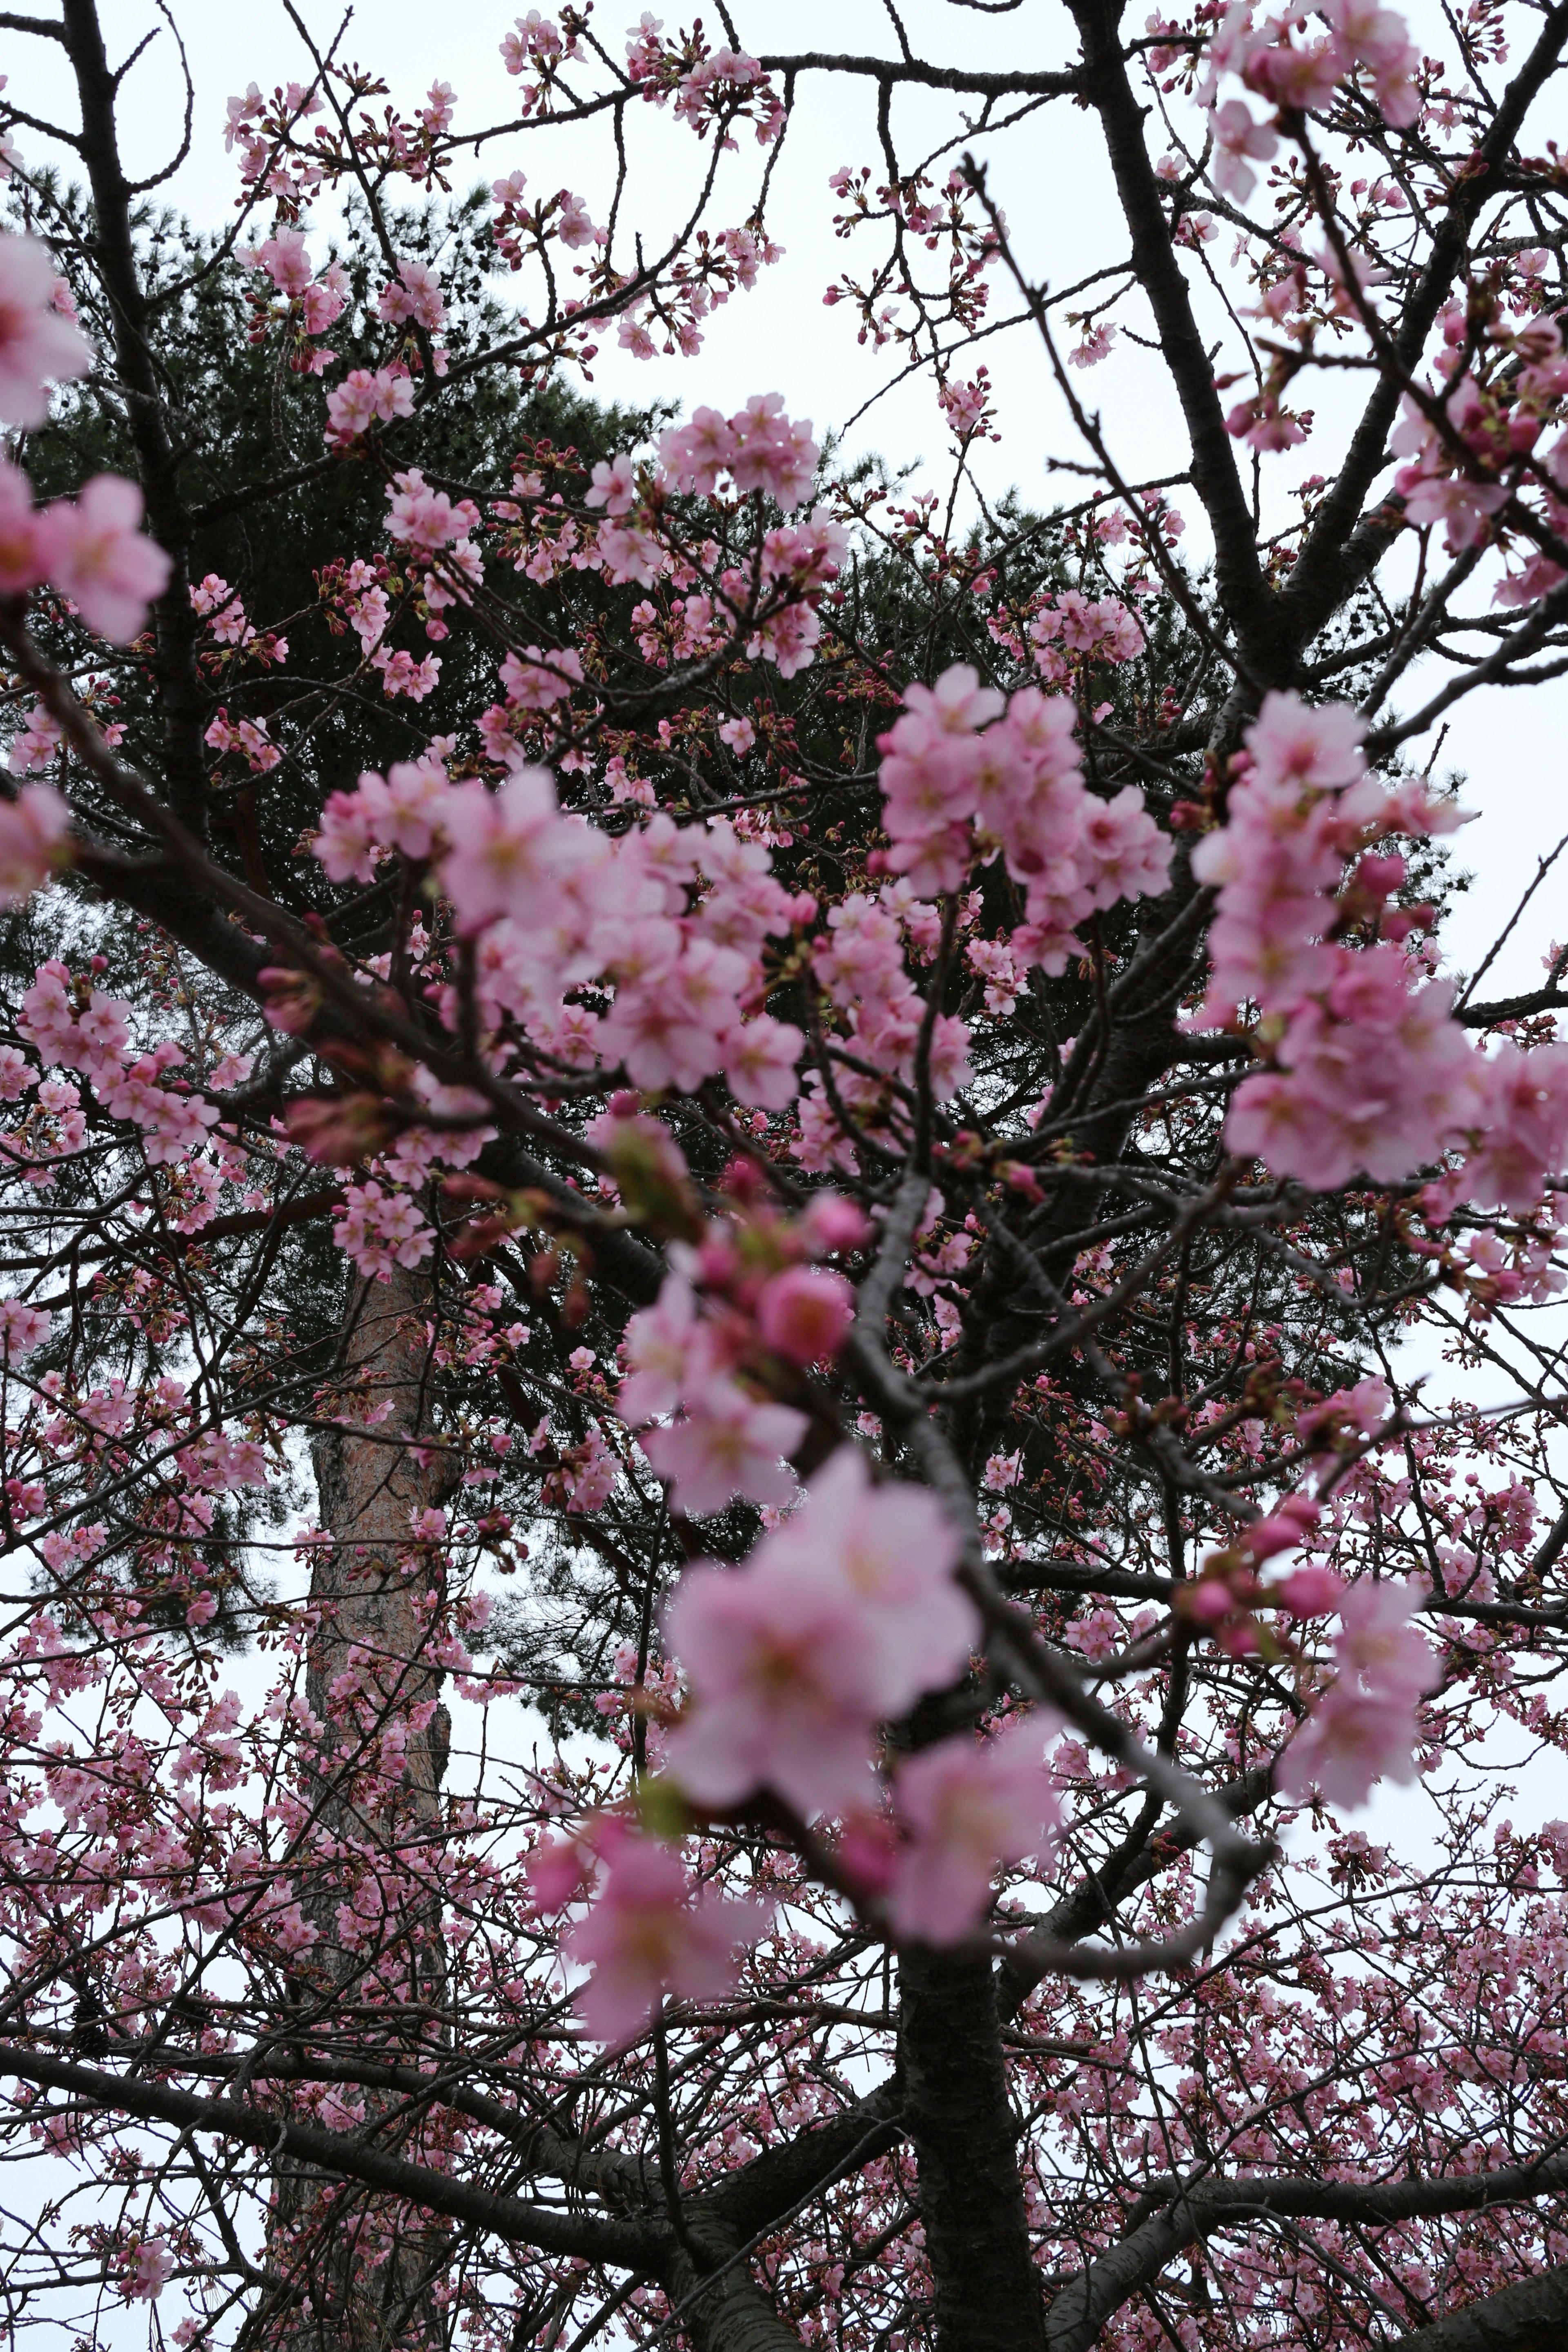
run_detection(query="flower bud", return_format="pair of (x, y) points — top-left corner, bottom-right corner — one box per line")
(756, 1265), (854, 1366)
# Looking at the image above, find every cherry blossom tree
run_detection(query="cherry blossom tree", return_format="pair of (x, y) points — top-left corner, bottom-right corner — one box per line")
(4, 2), (1568, 2348)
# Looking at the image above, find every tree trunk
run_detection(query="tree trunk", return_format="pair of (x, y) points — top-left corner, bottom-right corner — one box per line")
(898, 1950), (1044, 2352)
(266, 1258), (460, 2351)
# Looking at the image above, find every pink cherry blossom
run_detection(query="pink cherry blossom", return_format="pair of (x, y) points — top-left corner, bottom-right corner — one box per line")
(556, 191), (597, 248)
(755, 1265), (854, 1366)
(586, 453), (637, 514)
(1335, 1579), (1436, 1700)
(0, 783), (68, 904)
(121, 2237), (172, 2304)
(759, 1448), (978, 1717)
(639, 1381), (806, 1517)
(1276, 1681), (1422, 1811)
(386, 468), (471, 555)
(256, 228), (315, 296)
(325, 368), (415, 444)
(718, 1013), (804, 1109)
(1244, 690), (1367, 796)
(0, 235), (91, 426)
(18, 960), (130, 1076)
(660, 406), (737, 496)
(599, 937), (751, 1096)
(618, 1278), (724, 1426)
(886, 1719), (1060, 1945)
(1209, 97), (1278, 201)
(500, 644), (585, 708)
(0, 1298), (51, 1356)
(438, 769), (592, 934)
(564, 1826), (768, 2044)
(378, 257), (446, 332)
(1278, 1581), (1434, 1810)
(373, 758), (453, 863)
(36, 476), (172, 643)
(333, 1183), (434, 1280)
(663, 1561), (884, 1818)
(1461, 1043), (1568, 1213)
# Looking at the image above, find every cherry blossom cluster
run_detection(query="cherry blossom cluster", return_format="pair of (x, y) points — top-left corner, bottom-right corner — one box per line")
(663, 1450), (1055, 1927)
(1194, 692), (1568, 1205)
(314, 760), (811, 1109)
(546, 1444), (1062, 2042)
(0, 237), (171, 646)
(190, 573), (287, 669)
(488, 166), (596, 277)
(614, 1131), (864, 1515)
(800, 886), (975, 1169)
(1027, 588), (1145, 683)
(1203, 0), (1423, 207)
(1279, 1579), (1437, 1807)
(624, 16), (784, 146)
(533, 1814), (769, 2046)
(16, 960), (223, 1172)
(1391, 306), (1568, 574)
(243, 227), (347, 375)
(873, 662), (1172, 968)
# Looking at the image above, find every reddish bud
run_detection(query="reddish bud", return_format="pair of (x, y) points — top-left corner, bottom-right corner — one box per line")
(798, 1193), (873, 1256)
(1356, 851), (1406, 897)
(719, 1154), (768, 1204)
(1245, 1498), (1321, 1563)
(258, 966), (322, 1035)
(1274, 1564), (1345, 1618)
(1180, 1577), (1236, 1626)
(284, 1094), (397, 1166)
(756, 1265), (855, 1367)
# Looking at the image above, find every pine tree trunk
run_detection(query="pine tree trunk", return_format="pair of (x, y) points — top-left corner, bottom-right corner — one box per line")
(265, 1259), (460, 2351)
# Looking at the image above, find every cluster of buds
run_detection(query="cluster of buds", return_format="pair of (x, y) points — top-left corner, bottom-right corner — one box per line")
(1179, 1495), (1343, 1654)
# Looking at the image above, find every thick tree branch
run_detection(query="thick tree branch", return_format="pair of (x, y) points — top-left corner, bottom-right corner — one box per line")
(1396, 2263), (1568, 2350)
(0, 2046), (654, 2270)
(1043, 2154), (1568, 2349)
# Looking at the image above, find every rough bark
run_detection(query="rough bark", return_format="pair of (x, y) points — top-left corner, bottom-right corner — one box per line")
(898, 1949), (1044, 2352)
(268, 1258), (463, 2352)
(1397, 2265), (1568, 2351)
(664, 2226), (814, 2352)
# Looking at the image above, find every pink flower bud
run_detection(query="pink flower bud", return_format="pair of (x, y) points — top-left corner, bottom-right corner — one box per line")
(836, 1809), (901, 1897)
(696, 1232), (741, 1288)
(1274, 1564), (1345, 1618)
(528, 1831), (598, 1912)
(718, 1154), (768, 1203)
(1184, 1577), (1235, 1625)
(756, 1265), (854, 1366)
(799, 1193), (873, 1256)
(1245, 1498), (1321, 1562)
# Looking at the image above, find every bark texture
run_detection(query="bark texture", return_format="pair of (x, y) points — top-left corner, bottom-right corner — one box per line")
(898, 1949), (1045, 2352)
(269, 1259), (462, 2352)
(1398, 2265), (1568, 2351)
